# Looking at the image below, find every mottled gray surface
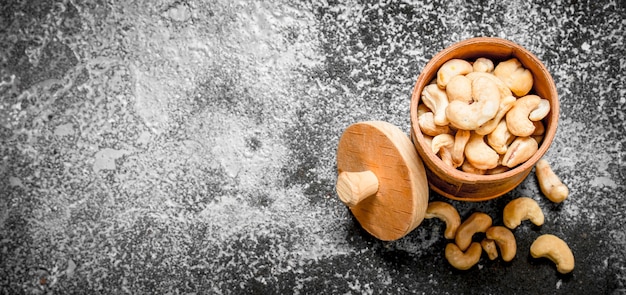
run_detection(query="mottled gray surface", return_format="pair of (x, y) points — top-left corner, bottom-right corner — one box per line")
(1, 0), (625, 294)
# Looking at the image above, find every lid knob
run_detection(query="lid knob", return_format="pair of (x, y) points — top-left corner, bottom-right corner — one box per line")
(336, 170), (379, 208)
(335, 121), (429, 241)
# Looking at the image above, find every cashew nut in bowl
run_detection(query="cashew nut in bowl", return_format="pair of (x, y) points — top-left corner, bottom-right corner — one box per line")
(493, 57), (534, 97)
(431, 133), (454, 154)
(486, 165), (510, 175)
(425, 201), (461, 240)
(452, 129), (470, 168)
(485, 226), (517, 262)
(455, 212), (492, 251)
(461, 160), (486, 175)
(532, 121), (545, 144)
(501, 136), (538, 168)
(475, 95), (516, 136)
(446, 75), (473, 103)
(445, 242), (482, 270)
(529, 99), (550, 121)
(487, 119), (515, 155)
(417, 103), (431, 117)
(422, 84), (450, 126)
(481, 239), (499, 260)
(437, 59), (473, 89)
(446, 76), (500, 130)
(530, 234), (575, 274)
(506, 94), (542, 137)
(473, 57), (494, 73)
(532, 120), (545, 136)
(432, 134), (455, 167)
(536, 159), (569, 203)
(465, 71), (512, 100)
(419, 111), (451, 136)
(464, 132), (499, 170)
(503, 197), (544, 229)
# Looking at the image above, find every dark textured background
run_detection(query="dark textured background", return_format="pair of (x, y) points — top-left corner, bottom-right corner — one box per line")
(1, 0), (625, 294)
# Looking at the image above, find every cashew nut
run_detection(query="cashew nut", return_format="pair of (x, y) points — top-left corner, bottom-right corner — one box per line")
(419, 111), (451, 136)
(432, 134), (455, 167)
(422, 84), (450, 126)
(452, 129), (470, 168)
(465, 71), (512, 100)
(425, 201), (461, 240)
(481, 239), (499, 260)
(536, 159), (569, 203)
(445, 242), (482, 270)
(439, 147), (455, 167)
(431, 133), (454, 154)
(501, 136), (538, 168)
(506, 95), (541, 137)
(461, 160), (486, 175)
(503, 197), (544, 229)
(464, 132), (499, 170)
(529, 99), (550, 121)
(437, 59), (473, 89)
(493, 58), (534, 97)
(446, 75), (473, 103)
(532, 120), (545, 136)
(486, 165), (510, 175)
(455, 212), (493, 251)
(485, 226), (517, 262)
(487, 119), (515, 155)
(417, 103), (431, 117)
(475, 95), (516, 136)
(473, 57), (494, 73)
(530, 234), (575, 274)
(446, 77), (500, 130)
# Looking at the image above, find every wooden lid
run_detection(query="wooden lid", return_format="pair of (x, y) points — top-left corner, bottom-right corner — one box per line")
(336, 121), (429, 241)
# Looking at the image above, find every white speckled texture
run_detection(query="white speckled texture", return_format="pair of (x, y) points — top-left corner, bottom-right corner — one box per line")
(1, 0), (624, 293)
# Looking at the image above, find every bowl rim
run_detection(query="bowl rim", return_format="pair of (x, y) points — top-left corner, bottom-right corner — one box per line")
(409, 37), (559, 183)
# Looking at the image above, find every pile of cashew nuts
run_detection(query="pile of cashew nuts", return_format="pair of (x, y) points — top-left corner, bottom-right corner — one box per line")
(425, 159), (573, 273)
(418, 57), (551, 173)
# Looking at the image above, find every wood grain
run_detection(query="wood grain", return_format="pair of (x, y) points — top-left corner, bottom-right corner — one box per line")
(336, 121), (429, 241)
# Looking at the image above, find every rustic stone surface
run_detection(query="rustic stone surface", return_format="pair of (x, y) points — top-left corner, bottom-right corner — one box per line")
(1, 0), (624, 293)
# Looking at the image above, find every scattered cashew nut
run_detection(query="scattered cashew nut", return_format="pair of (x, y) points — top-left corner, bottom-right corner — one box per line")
(536, 159), (569, 203)
(464, 132), (499, 170)
(530, 234), (575, 274)
(422, 84), (450, 126)
(493, 57), (534, 97)
(455, 212), (493, 251)
(485, 226), (517, 262)
(437, 59), (473, 89)
(445, 242), (482, 270)
(425, 201), (461, 239)
(503, 197), (545, 229)
(501, 136), (538, 168)
(506, 95), (542, 137)
(446, 77), (500, 130)
(481, 239), (499, 260)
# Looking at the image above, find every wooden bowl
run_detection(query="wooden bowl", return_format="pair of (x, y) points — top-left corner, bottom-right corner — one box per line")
(409, 37), (559, 201)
